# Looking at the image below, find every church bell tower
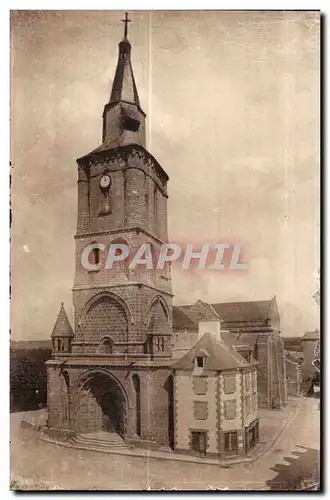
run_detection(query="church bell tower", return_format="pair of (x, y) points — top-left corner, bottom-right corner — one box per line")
(47, 13), (174, 449)
(73, 12), (173, 359)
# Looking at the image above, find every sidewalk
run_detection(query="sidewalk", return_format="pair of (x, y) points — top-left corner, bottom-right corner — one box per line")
(248, 395), (306, 461)
(22, 396), (306, 467)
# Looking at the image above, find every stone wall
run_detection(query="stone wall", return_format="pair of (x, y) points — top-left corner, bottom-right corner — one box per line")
(47, 364), (173, 447)
(174, 367), (258, 457)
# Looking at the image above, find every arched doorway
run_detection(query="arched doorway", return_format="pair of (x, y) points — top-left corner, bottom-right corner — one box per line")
(76, 371), (127, 436)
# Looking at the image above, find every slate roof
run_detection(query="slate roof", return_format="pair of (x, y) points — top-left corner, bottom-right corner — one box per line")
(172, 332), (250, 371)
(212, 300), (272, 324)
(51, 303), (74, 338)
(110, 39), (140, 107)
(303, 330), (320, 341)
(175, 300), (273, 327)
(173, 306), (199, 331)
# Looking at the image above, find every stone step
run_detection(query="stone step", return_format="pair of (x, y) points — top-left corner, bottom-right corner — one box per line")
(73, 439), (127, 449)
(70, 433), (128, 450)
(70, 439), (127, 450)
(79, 432), (126, 444)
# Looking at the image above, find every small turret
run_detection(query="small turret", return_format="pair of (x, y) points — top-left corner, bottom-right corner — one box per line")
(51, 302), (74, 354)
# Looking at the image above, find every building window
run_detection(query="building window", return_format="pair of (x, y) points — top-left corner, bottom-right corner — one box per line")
(155, 337), (165, 352)
(245, 395), (251, 415)
(193, 377), (208, 395)
(224, 400), (237, 420)
(224, 375), (236, 394)
(123, 115), (140, 132)
(193, 401), (208, 420)
(100, 337), (112, 354)
(144, 335), (153, 354)
(195, 357), (205, 368)
(246, 423), (258, 450)
(240, 351), (249, 362)
(224, 431), (238, 453)
(90, 247), (100, 266)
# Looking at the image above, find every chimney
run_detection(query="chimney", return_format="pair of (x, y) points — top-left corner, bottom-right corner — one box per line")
(198, 319), (221, 341)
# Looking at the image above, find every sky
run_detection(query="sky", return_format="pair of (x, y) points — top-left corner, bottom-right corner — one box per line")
(11, 10), (320, 340)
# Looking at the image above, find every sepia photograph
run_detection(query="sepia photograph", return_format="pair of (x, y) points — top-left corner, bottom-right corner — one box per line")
(10, 9), (320, 491)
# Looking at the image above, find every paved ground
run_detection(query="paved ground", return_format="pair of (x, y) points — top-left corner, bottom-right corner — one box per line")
(10, 396), (320, 491)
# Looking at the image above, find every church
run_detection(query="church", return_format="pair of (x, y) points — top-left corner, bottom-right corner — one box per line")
(46, 14), (265, 458)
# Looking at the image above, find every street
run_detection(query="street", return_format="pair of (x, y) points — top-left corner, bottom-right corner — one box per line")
(11, 396), (320, 491)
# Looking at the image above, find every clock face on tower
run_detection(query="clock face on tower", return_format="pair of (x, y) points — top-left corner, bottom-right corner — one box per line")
(100, 174), (111, 190)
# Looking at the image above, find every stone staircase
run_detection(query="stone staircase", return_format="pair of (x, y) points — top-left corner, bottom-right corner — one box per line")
(69, 431), (130, 452)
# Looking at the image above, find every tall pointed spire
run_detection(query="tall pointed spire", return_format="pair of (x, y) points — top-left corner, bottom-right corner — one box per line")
(100, 12), (146, 149)
(109, 12), (140, 107)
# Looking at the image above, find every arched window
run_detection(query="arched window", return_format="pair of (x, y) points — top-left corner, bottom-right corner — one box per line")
(100, 337), (113, 354)
(132, 374), (141, 437)
(91, 247), (100, 266)
(144, 335), (153, 355)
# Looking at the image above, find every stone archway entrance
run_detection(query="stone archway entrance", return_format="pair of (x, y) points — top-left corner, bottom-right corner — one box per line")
(77, 371), (127, 436)
(99, 390), (125, 434)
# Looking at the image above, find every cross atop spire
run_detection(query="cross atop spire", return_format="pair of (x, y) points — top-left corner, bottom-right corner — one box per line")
(121, 12), (131, 39)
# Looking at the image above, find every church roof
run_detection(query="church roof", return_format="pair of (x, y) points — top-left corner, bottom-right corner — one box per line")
(211, 300), (272, 324)
(303, 330), (320, 341)
(220, 330), (253, 351)
(173, 306), (199, 331)
(173, 332), (250, 371)
(173, 300), (273, 330)
(51, 303), (74, 338)
(109, 38), (140, 107)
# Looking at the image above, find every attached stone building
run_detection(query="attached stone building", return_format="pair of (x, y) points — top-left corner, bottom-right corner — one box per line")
(301, 330), (320, 389)
(174, 296), (287, 409)
(173, 329), (259, 458)
(285, 356), (302, 396)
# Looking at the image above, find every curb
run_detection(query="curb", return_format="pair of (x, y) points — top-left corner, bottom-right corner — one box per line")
(249, 396), (308, 464)
(28, 397), (307, 468)
(39, 434), (252, 467)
